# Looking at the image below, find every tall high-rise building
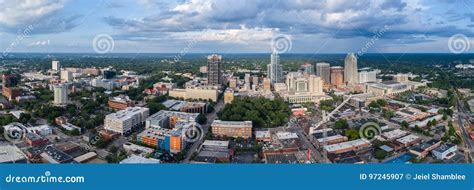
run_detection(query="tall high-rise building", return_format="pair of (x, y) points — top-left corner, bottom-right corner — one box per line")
(302, 63), (315, 76)
(344, 53), (359, 85)
(53, 84), (68, 105)
(252, 75), (259, 90)
(207, 54), (222, 86)
(244, 73), (251, 90)
(52, 60), (61, 71)
(267, 51), (283, 84)
(60, 70), (73, 82)
(316, 62), (331, 84)
(330, 66), (344, 87)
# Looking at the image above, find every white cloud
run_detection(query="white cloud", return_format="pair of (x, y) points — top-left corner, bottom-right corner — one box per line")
(0, 0), (65, 26)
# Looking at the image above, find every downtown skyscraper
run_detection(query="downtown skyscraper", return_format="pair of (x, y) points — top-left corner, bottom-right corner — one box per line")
(344, 53), (359, 85)
(267, 51), (283, 84)
(207, 54), (222, 86)
(316, 62), (331, 85)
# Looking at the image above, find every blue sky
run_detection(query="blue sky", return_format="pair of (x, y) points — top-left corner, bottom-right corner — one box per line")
(0, 0), (473, 53)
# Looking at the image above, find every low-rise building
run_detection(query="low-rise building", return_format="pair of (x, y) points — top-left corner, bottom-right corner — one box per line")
(323, 139), (371, 154)
(315, 135), (348, 147)
(169, 85), (219, 102)
(396, 134), (421, 147)
(211, 120), (253, 139)
(104, 107), (150, 135)
(108, 95), (134, 110)
(195, 140), (232, 163)
(382, 129), (409, 141)
(255, 130), (272, 142)
(432, 144), (457, 160)
(409, 140), (441, 158)
(0, 143), (27, 163)
(145, 110), (199, 129)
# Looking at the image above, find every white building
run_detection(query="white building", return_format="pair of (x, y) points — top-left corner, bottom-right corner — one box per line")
(279, 72), (330, 103)
(60, 70), (73, 82)
(267, 51), (283, 84)
(358, 71), (377, 83)
(344, 53), (359, 85)
(104, 107), (150, 135)
(432, 144), (457, 160)
(52, 60), (61, 71)
(53, 83), (68, 105)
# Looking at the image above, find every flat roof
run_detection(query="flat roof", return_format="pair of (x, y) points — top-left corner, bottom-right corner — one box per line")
(119, 155), (160, 164)
(202, 140), (229, 148)
(382, 129), (409, 140)
(396, 134), (420, 145)
(432, 144), (456, 153)
(0, 143), (26, 163)
(323, 139), (371, 152)
(211, 120), (252, 128)
(316, 135), (347, 143)
(276, 132), (298, 140)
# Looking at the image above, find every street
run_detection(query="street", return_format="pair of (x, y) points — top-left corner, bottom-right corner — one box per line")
(182, 99), (224, 163)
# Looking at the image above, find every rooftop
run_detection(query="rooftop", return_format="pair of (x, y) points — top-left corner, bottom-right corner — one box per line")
(323, 139), (371, 152)
(211, 120), (252, 128)
(202, 140), (229, 148)
(0, 143), (26, 163)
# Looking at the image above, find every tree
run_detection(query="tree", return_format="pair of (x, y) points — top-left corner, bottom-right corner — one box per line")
(345, 129), (359, 140)
(335, 119), (349, 129)
(148, 102), (166, 115)
(401, 121), (409, 128)
(70, 128), (81, 136)
(375, 149), (388, 160)
(376, 99), (387, 107)
(218, 97), (290, 128)
(196, 114), (207, 125)
(0, 126), (4, 135)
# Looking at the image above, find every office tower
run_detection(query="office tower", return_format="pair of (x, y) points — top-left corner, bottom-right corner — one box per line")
(2, 74), (21, 101)
(302, 63), (315, 76)
(358, 71), (377, 83)
(60, 70), (73, 82)
(316, 62), (331, 84)
(330, 66), (344, 87)
(52, 60), (61, 71)
(207, 54), (222, 86)
(102, 70), (116, 79)
(228, 77), (237, 88)
(244, 73), (251, 90)
(267, 51), (283, 84)
(285, 73), (323, 95)
(263, 78), (271, 91)
(252, 75), (259, 90)
(344, 53), (359, 85)
(53, 84), (68, 105)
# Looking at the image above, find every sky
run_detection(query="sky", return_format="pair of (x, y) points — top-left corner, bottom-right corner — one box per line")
(0, 0), (473, 54)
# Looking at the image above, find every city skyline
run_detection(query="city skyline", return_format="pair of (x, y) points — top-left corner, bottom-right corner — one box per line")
(0, 0), (473, 54)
